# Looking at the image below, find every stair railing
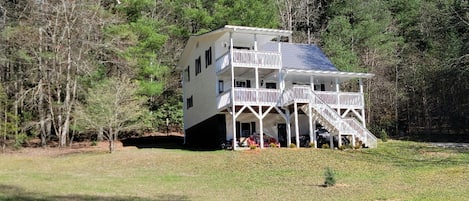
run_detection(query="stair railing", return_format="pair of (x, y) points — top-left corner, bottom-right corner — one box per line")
(344, 118), (378, 148)
(282, 86), (377, 148)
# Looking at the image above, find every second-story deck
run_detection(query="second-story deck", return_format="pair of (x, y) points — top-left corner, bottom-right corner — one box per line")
(217, 88), (281, 109)
(217, 86), (364, 110)
(216, 49), (281, 73)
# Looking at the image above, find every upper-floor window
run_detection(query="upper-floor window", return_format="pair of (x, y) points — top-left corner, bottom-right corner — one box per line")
(186, 95), (193, 109)
(314, 84), (325, 91)
(218, 80), (224, 94)
(195, 56), (201, 76)
(235, 80), (251, 88)
(266, 82), (277, 89)
(205, 47), (212, 68)
(184, 66), (190, 82)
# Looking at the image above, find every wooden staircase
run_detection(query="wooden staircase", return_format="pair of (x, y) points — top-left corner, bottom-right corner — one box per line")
(282, 86), (377, 148)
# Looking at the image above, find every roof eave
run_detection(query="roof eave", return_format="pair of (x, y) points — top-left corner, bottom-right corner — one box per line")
(177, 25), (292, 70)
(284, 69), (375, 79)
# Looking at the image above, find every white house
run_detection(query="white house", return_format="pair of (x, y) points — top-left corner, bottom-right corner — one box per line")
(177, 25), (377, 150)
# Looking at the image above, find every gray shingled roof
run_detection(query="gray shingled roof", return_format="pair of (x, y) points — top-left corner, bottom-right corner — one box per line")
(261, 42), (338, 71)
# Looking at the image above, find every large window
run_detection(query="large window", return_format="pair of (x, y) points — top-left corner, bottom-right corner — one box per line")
(186, 95), (193, 109)
(205, 47), (212, 68)
(195, 56), (201, 76)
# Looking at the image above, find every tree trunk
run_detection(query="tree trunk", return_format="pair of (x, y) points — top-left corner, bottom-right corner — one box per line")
(108, 127), (114, 153)
(98, 127), (104, 141)
(38, 80), (47, 147)
(2, 106), (6, 153)
(109, 138), (115, 153)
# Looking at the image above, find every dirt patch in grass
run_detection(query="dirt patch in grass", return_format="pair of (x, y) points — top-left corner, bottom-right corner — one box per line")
(420, 151), (455, 158)
(2, 141), (131, 157)
(2, 132), (184, 157)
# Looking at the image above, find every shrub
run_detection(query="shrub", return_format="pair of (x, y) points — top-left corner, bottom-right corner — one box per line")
(269, 143), (277, 148)
(354, 140), (363, 149)
(308, 142), (315, 148)
(338, 145), (346, 150)
(289, 143), (297, 148)
(380, 129), (388, 142)
(249, 144), (257, 150)
(324, 167), (336, 187)
(322, 144), (330, 149)
(91, 140), (98, 146)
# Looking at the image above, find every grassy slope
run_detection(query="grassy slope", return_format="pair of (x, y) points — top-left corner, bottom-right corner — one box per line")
(0, 140), (468, 201)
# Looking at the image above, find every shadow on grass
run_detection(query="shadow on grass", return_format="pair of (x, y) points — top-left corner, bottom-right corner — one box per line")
(121, 135), (185, 149)
(0, 184), (190, 201)
(362, 141), (469, 168)
(120, 135), (222, 151)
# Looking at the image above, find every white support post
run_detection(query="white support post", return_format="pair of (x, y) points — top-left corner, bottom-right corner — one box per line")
(232, 112), (237, 150)
(279, 71), (285, 91)
(294, 102), (300, 148)
(335, 77), (340, 113)
(310, 76), (315, 92)
(278, 36), (283, 91)
(255, 66), (259, 103)
(313, 118), (317, 148)
(359, 78), (367, 128)
(277, 36), (281, 53)
(286, 110), (291, 147)
(338, 133), (342, 147)
(259, 112), (264, 149)
(230, 32), (237, 150)
(330, 134), (334, 149)
(308, 103), (314, 148)
(254, 34), (258, 51)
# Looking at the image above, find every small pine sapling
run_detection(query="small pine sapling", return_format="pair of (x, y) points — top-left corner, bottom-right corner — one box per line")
(324, 167), (336, 187)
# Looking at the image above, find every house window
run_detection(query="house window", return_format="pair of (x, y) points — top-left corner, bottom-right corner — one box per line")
(186, 95), (193, 109)
(185, 66), (190, 82)
(266, 82), (277, 89)
(195, 56), (201, 76)
(235, 81), (245, 88)
(205, 47), (212, 68)
(236, 122), (256, 138)
(218, 80), (224, 94)
(235, 80), (251, 88)
(314, 84), (325, 91)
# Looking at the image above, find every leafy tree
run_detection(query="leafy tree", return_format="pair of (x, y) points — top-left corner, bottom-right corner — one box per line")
(74, 77), (145, 153)
(322, 0), (404, 135)
(0, 84), (20, 151)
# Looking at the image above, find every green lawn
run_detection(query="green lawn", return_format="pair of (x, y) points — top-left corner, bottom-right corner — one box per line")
(1, 140), (468, 201)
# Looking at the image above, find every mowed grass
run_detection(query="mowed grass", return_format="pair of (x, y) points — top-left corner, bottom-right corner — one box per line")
(1, 140), (468, 201)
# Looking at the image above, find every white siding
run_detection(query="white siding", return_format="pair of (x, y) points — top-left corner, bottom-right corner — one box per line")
(182, 40), (219, 130)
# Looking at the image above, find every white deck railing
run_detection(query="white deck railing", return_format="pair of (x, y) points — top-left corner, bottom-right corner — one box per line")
(282, 86), (363, 109)
(217, 88), (281, 109)
(232, 49), (281, 69)
(344, 118), (378, 148)
(315, 91), (363, 108)
(215, 52), (231, 73)
(234, 88), (281, 105)
(215, 50), (281, 73)
(282, 86), (355, 134)
(217, 91), (232, 109)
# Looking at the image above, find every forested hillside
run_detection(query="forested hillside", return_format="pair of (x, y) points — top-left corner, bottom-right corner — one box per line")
(0, 0), (467, 149)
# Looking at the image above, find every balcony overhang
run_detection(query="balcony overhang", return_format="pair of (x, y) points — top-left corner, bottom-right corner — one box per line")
(177, 25), (292, 70)
(223, 25), (292, 37)
(283, 69), (374, 83)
